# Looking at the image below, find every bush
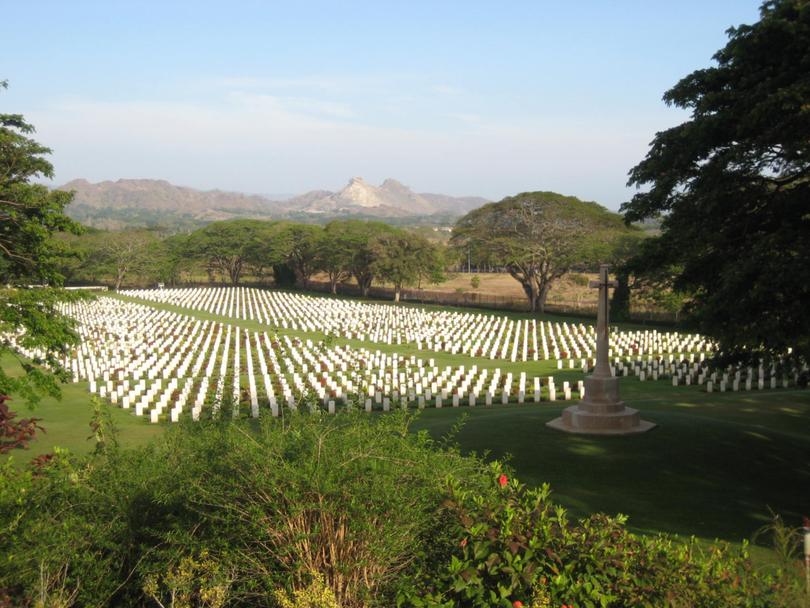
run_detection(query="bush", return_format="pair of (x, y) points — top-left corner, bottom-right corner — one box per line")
(0, 409), (490, 607)
(398, 473), (795, 608)
(0, 408), (799, 607)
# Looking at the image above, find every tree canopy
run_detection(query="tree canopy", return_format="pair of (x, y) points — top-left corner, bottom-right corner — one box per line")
(452, 191), (634, 313)
(183, 219), (274, 286)
(621, 0), (810, 361)
(370, 231), (444, 301)
(0, 80), (83, 410)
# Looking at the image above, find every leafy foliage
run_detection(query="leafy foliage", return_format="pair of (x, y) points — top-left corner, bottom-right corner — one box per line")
(622, 0), (810, 361)
(0, 410), (799, 607)
(0, 410), (491, 607)
(400, 471), (795, 608)
(183, 219), (278, 285)
(371, 231), (445, 301)
(0, 395), (43, 454)
(0, 82), (82, 285)
(0, 82), (86, 418)
(453, 192), (635, 313)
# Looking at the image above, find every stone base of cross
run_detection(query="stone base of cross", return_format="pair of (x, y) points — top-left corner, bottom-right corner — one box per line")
(547, 264), (655, 435)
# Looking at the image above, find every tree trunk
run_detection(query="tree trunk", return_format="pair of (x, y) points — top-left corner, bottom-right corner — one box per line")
(537, 281), (551, 314)
(517, 277), (538, 313)
(355, 274), (372, 298)
(394, 285), (401, 302)
(115, 267), (126, 291)
(229, 259), (242, 286)
(611, 271), (631, 321)
(329, 272), (338, 294)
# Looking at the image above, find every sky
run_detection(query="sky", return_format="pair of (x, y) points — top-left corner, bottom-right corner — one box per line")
(3, 1), (763, 209)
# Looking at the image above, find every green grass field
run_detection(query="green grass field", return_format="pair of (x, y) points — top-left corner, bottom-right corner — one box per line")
(4, 292), (809, 558)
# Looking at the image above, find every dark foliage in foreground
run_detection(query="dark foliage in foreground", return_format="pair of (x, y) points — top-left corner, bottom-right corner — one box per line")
(0, 410), (799, 607)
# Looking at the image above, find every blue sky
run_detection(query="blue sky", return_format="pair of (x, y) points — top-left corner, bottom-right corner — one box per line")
(3, 1), (762, 208)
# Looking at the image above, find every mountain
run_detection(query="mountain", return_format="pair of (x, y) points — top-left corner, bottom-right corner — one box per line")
(286, 177), (486, 217)
(61, 178), (287, 229)
(59, 177), (489, 230)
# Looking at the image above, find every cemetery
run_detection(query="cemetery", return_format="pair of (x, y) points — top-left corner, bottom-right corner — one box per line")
(3, 1), (809, 605)
(10, 289), (804, 430)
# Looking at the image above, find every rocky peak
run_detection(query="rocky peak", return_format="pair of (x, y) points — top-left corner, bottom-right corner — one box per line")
(380, 178), (408, 192)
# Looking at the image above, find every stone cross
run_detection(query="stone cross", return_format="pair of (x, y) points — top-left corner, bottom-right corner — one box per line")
(589, 264), (617, 378)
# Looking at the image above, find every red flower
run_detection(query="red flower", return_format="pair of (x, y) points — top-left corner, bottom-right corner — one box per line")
(459, 538), (467, 548)
(498, 474), (508, 488)
(512, 602), (523, 608)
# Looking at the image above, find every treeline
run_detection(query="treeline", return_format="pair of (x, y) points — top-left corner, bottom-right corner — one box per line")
(53, 191), (654, 313)
(55, 219), (446, 302)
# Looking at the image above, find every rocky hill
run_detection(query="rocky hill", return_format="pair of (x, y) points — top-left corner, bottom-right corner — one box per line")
(287, 177), (487, 217)
(59, 177), (488, 229)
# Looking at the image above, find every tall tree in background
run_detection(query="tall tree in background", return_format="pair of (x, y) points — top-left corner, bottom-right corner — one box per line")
(100, 229), (158, 290)
(0, 80), (82, 415)
(184, 220), (267, 286)
(622, 0), (810, 361)
(370, 231), (443, 302)
(319, 221), (355, 294)
(273, 223), (324, 288)
(452, 192), (631, 313)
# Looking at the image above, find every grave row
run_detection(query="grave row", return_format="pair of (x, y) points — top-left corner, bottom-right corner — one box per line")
(7, 297), (584, 423)
(606, 356), (809, 391)
(121, 287), (715, 363)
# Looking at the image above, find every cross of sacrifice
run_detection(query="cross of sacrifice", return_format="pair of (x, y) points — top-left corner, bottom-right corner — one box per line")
(589, 264), (617, 378)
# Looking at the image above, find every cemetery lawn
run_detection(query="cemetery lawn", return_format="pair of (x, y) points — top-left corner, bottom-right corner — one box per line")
(1, 353), (163, 465)
(6, 294), (810, 556)
(411, 381), (810, 547)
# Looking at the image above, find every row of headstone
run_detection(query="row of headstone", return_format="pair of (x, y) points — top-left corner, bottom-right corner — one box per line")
(9, 297), (578, 423)
(120, 286), (716, 363)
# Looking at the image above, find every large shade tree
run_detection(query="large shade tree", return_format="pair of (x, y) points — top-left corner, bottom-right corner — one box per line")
(271, 223), (324, 288)
(320, 220), (396, 296)
(621, 0), (810, 361)
(452, 192), (631, 313)
(370, 231), (444, 302)
(184, 220), (271, 285)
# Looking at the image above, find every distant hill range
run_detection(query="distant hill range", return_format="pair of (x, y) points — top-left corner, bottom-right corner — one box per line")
(60, 177), (489, 230)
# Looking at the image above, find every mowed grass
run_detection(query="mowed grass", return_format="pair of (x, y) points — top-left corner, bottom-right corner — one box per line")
(1, 354), (163, 465)
(410, 381), (810, 544)
(4, 292), (809, 555)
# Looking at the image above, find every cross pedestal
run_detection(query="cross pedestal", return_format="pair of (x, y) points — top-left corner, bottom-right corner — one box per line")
(546, 264), (655, 435)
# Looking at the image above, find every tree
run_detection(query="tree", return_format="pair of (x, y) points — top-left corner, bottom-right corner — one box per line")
(0, 82), (80, 285)
(0, 80), (83, 416)
(370, 231), (443, 302)
(317, 222), (354, 294)
(272, 223), (324, 288)
(452, 192), (631, 313)
(622, 0), (810, 361)
(99, 229), (158, 290)
(184, 220), (268, 286)
(334, 220), (396, 297)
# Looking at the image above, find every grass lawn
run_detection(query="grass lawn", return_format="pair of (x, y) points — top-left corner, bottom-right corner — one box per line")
(1, 354), (163, 465)
(411, 381), (810, 545)
(4, 292), (809, 558)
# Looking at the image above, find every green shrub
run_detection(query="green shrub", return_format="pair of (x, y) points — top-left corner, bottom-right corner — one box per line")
(0, 408), (799, 607)
(0, 409), (490, 607)
(398, 472), (794, 608)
